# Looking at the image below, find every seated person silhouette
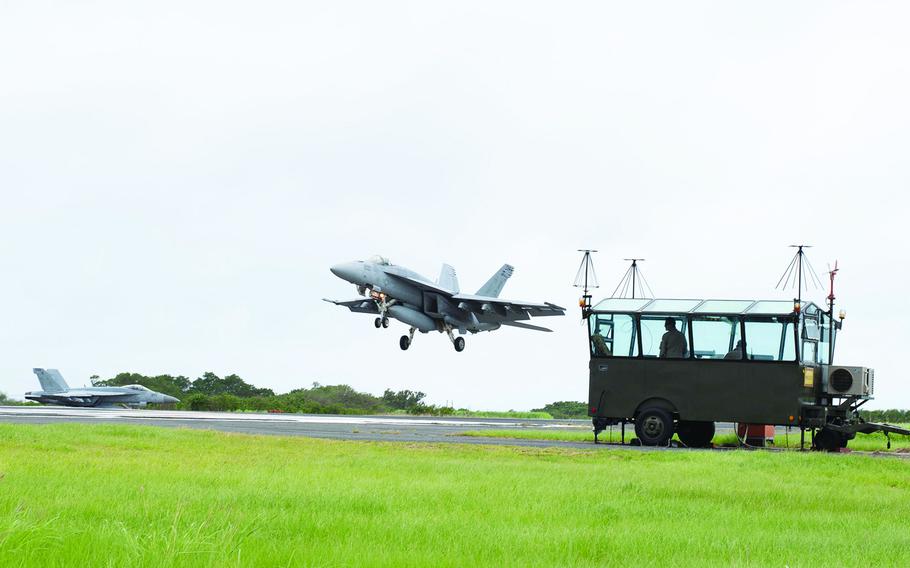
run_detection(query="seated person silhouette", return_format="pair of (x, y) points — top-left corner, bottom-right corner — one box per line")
(724, 339), (745, 360)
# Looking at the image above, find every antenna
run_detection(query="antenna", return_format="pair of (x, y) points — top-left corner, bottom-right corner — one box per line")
(574, 250), (599, 313)
(826, 260), (841, 364)
(611, 258), (654, 299)
(775, 245), (823, 308)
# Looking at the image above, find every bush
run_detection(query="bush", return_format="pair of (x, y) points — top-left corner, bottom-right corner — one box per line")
(861, 409), (910, 423)
(531, 401), (588, 419)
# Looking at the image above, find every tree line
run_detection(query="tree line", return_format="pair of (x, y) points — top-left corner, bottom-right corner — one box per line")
(94, 372), (458, 415)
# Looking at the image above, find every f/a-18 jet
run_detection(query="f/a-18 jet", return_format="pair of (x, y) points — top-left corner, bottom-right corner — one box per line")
(25, 368), (179, 407)
(325, 256), (565, 352)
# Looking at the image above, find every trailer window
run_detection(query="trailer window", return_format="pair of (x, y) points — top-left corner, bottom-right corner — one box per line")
(744, 318), (796, 361)
(818, 315), (834, 365)
(641, 315), (689, 358)
(691, 316), (742, 359)
(590, 314), (638, 358)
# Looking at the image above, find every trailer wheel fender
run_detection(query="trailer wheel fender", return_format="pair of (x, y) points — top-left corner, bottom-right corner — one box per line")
(634, 398), (677, 417)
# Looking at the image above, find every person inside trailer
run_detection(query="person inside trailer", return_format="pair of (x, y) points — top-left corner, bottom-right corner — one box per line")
(659, 317), (687, 358)
(724, 339), (745, 360)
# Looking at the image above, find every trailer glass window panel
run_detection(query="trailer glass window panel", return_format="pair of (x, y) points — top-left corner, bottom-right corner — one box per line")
(589, 313), (638, 357)
(640, 315), (689, 358)
(801, 315), (820, 364)
(691, 316), (742, 360)
(743, 317), (797, 361)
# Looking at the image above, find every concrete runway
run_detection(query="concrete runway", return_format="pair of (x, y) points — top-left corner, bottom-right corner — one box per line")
(0, 405), (610, 449)
(0, 406), (768, 451)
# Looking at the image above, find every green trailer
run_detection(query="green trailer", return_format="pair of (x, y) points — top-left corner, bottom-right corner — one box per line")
(586, 298), (908, 450)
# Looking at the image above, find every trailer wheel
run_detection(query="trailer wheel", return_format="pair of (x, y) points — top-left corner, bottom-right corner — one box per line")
(814, 428), (845, 451)
(634, 407), (674, 446)
(677, 421), (715, 448)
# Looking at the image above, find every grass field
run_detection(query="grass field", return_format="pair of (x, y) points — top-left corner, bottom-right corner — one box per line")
(1, 424), (909, 567)
(460, 426), (910, 452)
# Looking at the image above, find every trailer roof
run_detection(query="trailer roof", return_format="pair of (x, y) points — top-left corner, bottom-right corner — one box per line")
(591, 298), (820, 315)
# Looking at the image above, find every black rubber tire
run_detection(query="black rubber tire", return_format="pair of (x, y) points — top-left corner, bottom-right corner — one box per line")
(814, 428), (844, 451)
(374, 317), (382, 328)
(676, 421), (715, 448)
(399, 336), (410, 350)
(454, 337), (465, 352)
(634, 407), (674, 446)
(381, 317), (390, 328)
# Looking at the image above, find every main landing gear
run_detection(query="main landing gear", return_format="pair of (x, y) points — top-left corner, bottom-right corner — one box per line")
(400, 328), (416, 350)
(445, 327), (466, 352)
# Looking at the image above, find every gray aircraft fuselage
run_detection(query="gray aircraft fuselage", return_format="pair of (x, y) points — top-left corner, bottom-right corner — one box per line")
(326, 256), (564, 351)
(26, 368), (179, 408)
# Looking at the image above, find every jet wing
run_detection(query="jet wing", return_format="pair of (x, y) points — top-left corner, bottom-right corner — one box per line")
(452, 294), (565, 317)
(323, 298), (380, 314)
(500, 321), (554, 332)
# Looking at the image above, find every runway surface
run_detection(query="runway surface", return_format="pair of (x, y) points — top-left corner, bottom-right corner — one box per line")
(0, 405), (610, 449)
(0, 406), (752, 450)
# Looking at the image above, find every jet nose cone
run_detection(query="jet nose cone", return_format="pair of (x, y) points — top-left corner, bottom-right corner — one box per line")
(162, 395), (179, 404)
(330, 262), (360, 283)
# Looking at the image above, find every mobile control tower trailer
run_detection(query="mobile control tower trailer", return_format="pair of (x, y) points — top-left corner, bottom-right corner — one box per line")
(585, 298), (909, 450)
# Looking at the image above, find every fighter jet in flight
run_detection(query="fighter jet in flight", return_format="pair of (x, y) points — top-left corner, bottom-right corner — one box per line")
(25, 368), (179, 407)
(325, 255), (565, 352)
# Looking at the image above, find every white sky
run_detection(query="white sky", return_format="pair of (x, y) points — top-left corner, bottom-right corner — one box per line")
(1, 1), (908, 409)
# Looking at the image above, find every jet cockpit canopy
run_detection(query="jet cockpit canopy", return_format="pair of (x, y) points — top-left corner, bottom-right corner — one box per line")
(124, 384), (151, 392)
(368, 255), (391, 266)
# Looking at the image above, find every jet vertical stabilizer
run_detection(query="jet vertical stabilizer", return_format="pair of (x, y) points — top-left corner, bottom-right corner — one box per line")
(476, 264), (513, 298)
(438, 264), (459, 293)
(33, 368), (69, 393)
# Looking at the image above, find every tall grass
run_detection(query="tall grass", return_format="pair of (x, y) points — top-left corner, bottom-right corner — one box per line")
(460, 426), (910, 451)
(0, 424), (909, 567)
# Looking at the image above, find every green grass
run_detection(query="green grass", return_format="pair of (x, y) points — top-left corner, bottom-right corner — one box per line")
(1, 424), (910, 567)
(460, 426), (910, 451)
(450, 409), (553, 419)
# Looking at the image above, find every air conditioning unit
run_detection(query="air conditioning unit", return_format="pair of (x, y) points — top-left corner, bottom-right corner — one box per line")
(821, 365), (874, 397)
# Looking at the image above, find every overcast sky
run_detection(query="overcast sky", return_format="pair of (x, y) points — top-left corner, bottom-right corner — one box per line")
(1, 1), (908, 409)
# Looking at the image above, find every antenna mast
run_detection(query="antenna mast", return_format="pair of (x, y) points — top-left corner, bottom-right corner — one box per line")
(574, 249), (599, 314)
(827, 261), (841, 364)
(776, 244), (823, 309)
(612, 258), (653, 299)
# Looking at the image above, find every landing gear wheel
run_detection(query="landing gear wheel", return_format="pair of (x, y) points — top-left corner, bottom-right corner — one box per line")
(399, 335), (410, 350)
(676, 421), (715, 448)
(634, 407), (674, 446)
(813, 428), (845, 451)
(453, 337), (465, 352)
(381, 317), (390, 328)
(374, 317), (382, 328)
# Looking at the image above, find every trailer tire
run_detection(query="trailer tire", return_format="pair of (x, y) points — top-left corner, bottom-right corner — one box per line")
(677, 421), (715, 448)
(634, 407), (674, 446)
(814, 428), (845, 451)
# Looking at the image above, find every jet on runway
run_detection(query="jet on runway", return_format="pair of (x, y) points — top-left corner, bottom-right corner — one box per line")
(25, 368), (180, 407)
(325, 256), (565, 351)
